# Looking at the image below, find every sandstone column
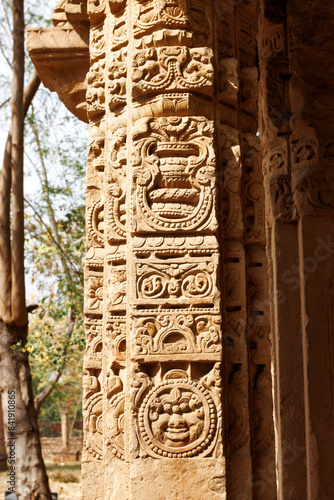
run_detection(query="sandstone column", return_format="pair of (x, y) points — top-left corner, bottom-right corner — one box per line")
(27, 1), (276, 499)
(258, 1), (334, 499)
(84, 1), (225, 498)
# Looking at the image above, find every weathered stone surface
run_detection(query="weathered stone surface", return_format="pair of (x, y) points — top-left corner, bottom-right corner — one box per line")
(28, 0), (334, 498)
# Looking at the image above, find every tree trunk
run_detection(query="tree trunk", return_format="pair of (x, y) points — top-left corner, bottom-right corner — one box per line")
(0, 321), (51, 499)
(0, 0), (51, 497)
(11, 0), (26, 327)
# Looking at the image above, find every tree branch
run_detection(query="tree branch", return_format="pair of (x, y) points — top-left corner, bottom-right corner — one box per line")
(0, 70), (41, 324)
(35, 309), (76, 414)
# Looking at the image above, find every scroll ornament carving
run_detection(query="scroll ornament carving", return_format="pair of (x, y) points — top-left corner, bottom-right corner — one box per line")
(83, 368), (101, 401)
(296, 168), (334, 211)
(84, 392), (103, 460)
(137, 378), (218, 458)
(132, 0), (211, 42)
(90, 24), (106, 61)
(134, 314), (222, 355)
(270, 177), (295, 221)
(107, 127), (127, 240)
(105, 365), (125, 460)
(87, 196), (105, 246)
(261, 28), (284, 61)
(132, 116), (217, 233)
(136, 261), (216, 301)
(132, 47), (213, 97)
(106, 393), (125, 460)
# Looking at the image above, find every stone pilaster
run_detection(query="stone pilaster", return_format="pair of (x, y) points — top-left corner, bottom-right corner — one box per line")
(258, 1), (334, 499)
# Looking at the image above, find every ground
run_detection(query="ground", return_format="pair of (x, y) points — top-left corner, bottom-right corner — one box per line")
(0, 461), (81, 499)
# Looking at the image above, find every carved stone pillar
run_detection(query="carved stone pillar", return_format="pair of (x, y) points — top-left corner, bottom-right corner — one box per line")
(27, 1), (276, 499)
(258, 1), (334, 499)
(84, 1), (225, 498)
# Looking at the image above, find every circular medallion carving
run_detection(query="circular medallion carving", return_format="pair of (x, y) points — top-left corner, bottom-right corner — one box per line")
(138, 379), (217, 458)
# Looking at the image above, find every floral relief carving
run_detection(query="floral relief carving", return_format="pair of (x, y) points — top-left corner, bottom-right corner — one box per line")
(132, 47), (213, 97)
(132, 0), (211, 43)
(133, 314), (222, 356)
(86, 272), (104, 313)
(106, 127), (127, 240)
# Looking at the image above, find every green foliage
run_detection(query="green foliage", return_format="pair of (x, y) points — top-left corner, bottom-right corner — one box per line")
(1, 0), (88, 426)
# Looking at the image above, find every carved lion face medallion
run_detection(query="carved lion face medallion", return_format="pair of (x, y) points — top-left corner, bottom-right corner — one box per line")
(138, 379), (217, 458)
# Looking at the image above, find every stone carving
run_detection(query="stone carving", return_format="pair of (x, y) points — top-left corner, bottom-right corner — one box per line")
(107, 48), (127, 110)
(87, 194), (105, 246)
(132, 116), (217, 233)
(106, 126), (127, 240)
(107, 265), (126, 311)
(84, 391), (103, 460)
(86, 58), (105, 118)
(261, 28), (284, 60)
(134, 259), (218, 305)
(137, 378), (218, 458)
(132, 47), (214, 97)
(106, 318), (126, 361)
(28, 0), (286, 497)
(133, 314), (222, 356)
(132, 0), (212, 43)
(106, 392), (125, 460)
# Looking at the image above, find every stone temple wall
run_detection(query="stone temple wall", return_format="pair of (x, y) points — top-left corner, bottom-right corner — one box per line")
(27, 0), (334, 499)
